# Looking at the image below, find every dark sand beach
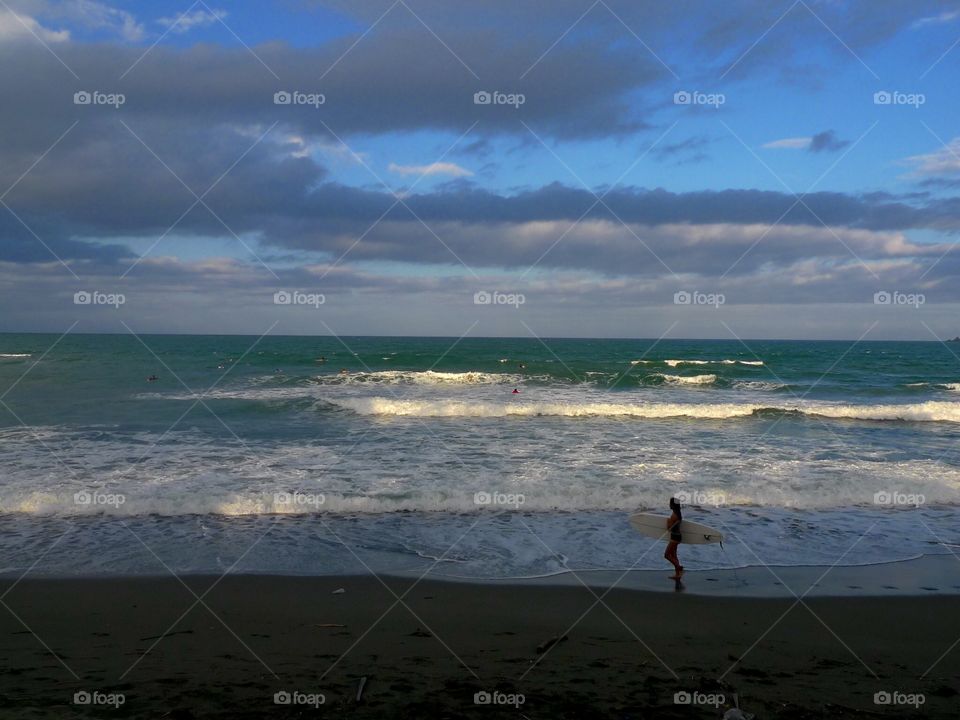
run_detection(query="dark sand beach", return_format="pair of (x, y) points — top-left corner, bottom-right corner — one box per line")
(2, 573), (958, 718)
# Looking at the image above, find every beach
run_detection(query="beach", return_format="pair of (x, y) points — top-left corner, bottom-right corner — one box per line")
(2, 570), (958, 718)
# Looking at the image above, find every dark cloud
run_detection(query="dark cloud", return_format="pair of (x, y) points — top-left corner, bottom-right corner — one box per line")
(0, 29), (659, 147)
(651, 136), (713, 163)
(808, 130), (849, 153)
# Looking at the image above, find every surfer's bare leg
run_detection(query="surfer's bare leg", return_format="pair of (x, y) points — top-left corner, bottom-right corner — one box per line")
(665, 540), (682, 578)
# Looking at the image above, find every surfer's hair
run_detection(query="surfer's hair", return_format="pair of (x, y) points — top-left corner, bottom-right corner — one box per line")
(669, 497), (681, 512)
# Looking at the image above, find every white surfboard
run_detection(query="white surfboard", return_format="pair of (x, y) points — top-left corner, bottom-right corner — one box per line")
(629, 512), (723, 545)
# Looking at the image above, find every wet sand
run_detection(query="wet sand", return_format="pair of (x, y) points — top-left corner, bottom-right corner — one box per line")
(1, 574), (958, 718)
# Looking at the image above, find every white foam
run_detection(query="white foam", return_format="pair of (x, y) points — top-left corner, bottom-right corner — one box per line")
(2, 426), (959, 517)
(804, 401), (960, 422)
(734, 380), (786, 391)
(905, 382), (960, 392)
(314, 370), (525, 385)
(331, 397), (960, 423)
(334, 397), (758, 418)
(658, 373), (717, 385)
(663, 359), (762, 367)
(0, 353), (31, 358)
(664, 359), (709, 367)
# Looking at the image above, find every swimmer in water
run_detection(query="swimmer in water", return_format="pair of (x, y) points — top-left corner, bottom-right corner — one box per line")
(512, 388), (520, 394)
(147, 375), (159, 382)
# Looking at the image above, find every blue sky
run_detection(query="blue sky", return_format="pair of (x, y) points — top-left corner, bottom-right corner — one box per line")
(1, 0), (960, 338)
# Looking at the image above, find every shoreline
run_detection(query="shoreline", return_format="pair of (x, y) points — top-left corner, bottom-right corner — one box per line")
(3, 553), (957, 598)
(426, 552), (960, 597)
(1, 574), (958, 718)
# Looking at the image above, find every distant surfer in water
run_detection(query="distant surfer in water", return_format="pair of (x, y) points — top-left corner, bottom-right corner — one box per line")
(665, 497), (684, 579)
(512, 388), (520, 394)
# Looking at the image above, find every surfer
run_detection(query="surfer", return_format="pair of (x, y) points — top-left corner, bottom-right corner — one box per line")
(665, 497), (684, 579)
(512, 388), (520, 394)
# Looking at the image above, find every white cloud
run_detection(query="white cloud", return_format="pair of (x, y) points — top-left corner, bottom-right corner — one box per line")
(912, 11), (960, 29)
(387, 162), (473, 177)
(157, 8), (227, 34)
(31, 1), (145, 42)
(903, 137), (960, 176)
(0, 9), (69, 43)
(72, 0), (144, 42)
(280, 133), (369, 164)
(762, 137), (811, 150)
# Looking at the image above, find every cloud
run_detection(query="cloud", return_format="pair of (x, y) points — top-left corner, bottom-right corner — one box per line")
(388, 162), (472, 177)
(912, 10), (960, 28)
(904, 138), (960, 177)
(763, 131), (849, 153)
(0, 9), (68, 43)
(68, 0), (144, 42)
(651, 135), (712, 163)
(808, 130), (850, 153)
(0, 27), (659, 143)
(763, 137), (811, 150)
(157, 8), (227, 34)
(23, 1), (145, 42)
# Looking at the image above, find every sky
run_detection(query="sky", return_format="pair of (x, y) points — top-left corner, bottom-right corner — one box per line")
(1, 0), (960, 339)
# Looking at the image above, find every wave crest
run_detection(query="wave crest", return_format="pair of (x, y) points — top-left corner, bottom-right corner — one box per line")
(314, 370), (526, 385)
(332, 397), (960, 422)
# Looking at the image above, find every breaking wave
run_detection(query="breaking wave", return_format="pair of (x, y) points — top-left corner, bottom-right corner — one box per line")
(331, 397), (960, 423)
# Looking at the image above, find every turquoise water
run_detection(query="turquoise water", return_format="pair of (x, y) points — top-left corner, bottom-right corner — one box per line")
(1, 334), (958, 577)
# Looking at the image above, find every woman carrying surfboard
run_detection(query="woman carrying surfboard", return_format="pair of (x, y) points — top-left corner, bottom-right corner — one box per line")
(665, 497), (684, 579)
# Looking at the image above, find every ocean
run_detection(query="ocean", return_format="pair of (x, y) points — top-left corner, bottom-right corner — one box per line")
(1, 333), (958, 578)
